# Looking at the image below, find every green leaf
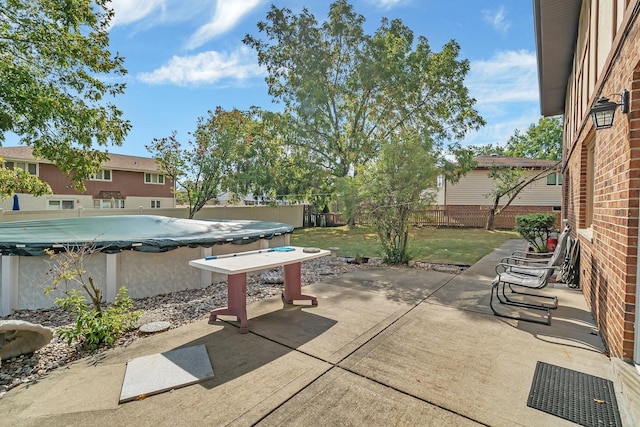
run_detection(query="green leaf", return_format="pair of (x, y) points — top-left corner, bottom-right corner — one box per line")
(1, 0), (130, 189)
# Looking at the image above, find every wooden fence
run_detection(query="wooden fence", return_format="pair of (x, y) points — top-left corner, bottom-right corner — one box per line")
(354, 209), (561, 230)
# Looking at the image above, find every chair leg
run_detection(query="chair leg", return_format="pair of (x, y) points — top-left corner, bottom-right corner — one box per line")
(506, 283), (558, 309)
(490, 279), (551, 325)
(495, 279), (554, 310)
(497, 280), (550, 310)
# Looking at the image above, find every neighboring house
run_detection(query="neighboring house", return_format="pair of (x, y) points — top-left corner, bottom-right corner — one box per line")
(0, 146), (175, 211)
(534, 0), (639, 366)
(437, 155), (561, 215)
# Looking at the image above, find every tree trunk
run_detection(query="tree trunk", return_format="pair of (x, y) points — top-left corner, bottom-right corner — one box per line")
(486, 208), (496, 231)
(486, 195), (501, 231)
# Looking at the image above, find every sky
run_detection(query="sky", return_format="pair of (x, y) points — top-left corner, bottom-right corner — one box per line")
(26, 0), (543, 158)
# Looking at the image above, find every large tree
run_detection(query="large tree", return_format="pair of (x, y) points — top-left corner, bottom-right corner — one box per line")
(469, 143), (506, 156)
(0, 0), (130, 190)
(147, 107), (279, 218)
(244, 0), (484, 188)
(505, 116), (563, 160)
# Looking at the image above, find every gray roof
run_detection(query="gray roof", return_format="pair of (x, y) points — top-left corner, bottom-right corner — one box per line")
(0, 146), (161, 172)
(533, 0), (581, 116)
(473, 155), (559, 169)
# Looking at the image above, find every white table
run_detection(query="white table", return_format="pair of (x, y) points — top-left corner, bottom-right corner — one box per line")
(189, 247), (330, 333)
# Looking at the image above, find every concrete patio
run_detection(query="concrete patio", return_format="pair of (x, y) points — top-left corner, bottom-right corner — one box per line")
(1, 240), (636, 426)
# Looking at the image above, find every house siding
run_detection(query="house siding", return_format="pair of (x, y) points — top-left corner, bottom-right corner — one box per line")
(40, 165), (173, 199)
(444, 169), (562, 207)
(561, 1), (640, 360)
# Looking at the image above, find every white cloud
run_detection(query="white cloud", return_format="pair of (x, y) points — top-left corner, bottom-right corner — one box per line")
(365, 0), (407, 10)
(462, 50), (541, 146)
(482, 6), (510, 34)
(109, 1), (214, 31)
(463, 108), (541, 147)
(467, 50), (539, 105)
(109, 0), (166, 27)
(137, 46), (264, 86)
(186, 0), (263, 50)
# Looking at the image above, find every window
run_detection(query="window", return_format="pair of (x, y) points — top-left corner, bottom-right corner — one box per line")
(546, 173), (562, 185)
(93, 199), (125, 209)
(144, 173), (164, 184)
(90, 169), (112, 181)
(5, 161), (38, 175)
(48, 200), (74, 210)
(151, 200), (161, 208)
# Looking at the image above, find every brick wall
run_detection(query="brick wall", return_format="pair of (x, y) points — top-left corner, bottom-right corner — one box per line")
(564, 15), (640, 360)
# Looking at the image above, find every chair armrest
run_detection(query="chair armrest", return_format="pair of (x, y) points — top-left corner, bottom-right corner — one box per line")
(511, 250), (553, 258)
(501, 256), (549, 266)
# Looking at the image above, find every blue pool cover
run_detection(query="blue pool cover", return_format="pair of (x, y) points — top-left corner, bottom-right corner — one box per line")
(0, 215), (294, 256)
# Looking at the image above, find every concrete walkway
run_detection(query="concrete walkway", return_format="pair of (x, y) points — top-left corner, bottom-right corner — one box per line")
(1, 240), (636, 426)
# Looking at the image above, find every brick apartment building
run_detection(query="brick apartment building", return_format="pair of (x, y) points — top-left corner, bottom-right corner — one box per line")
(534, 0), (640, 364)
(0, 146), (175, 211)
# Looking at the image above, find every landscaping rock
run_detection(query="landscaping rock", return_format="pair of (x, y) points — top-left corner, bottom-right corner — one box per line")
(139, 321), (171, 334)
(0, 320), (54, 360)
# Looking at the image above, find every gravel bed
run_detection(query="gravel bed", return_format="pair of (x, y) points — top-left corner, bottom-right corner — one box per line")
(0, 257), (465, 397)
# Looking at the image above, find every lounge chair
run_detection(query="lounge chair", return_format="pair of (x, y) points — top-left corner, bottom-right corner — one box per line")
(495, 225), (570, 283)
(490, 264), (557, 325)
(502, 225), (571, 269)
(489, 225), (571, 325)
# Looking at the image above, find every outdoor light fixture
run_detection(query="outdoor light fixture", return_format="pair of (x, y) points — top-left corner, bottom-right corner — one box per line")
(589, 89), (629, 130)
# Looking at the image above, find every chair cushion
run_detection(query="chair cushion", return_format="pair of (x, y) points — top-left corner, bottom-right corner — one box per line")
(497, 270), (546, 288)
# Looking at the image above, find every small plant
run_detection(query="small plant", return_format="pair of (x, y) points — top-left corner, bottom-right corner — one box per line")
(514, 213), (557, 253)
(55, 286), (140, 350)
(44, 243), (141, 350)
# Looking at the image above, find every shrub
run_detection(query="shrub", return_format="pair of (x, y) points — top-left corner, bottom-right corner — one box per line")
(514, 213), (557, 252)
(55, 286), (141, 350)
(44, 243), (141, 350)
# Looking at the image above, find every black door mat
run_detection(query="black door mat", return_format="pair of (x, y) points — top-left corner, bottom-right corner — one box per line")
(527, 361), (622, 427)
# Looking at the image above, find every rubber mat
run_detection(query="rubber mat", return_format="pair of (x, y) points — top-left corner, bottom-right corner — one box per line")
(527, 361), (622, 427)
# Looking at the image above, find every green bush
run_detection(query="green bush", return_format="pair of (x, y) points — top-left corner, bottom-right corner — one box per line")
(514, 213), (557, 253)
(55, 286), (141, 350)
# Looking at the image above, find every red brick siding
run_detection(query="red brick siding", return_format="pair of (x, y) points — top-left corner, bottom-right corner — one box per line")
(564, 13), (640, 360)
(39, 164), (174, 199)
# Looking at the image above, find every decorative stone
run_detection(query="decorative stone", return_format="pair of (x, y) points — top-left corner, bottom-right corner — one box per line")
(139, 321), (171, 334)
(260, 271), (284, 284)
(0, 320), (54, 360)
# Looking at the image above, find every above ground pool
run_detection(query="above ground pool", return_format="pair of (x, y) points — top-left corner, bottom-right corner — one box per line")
(0, 215), (294, 255)
(0, 215), (294, 315)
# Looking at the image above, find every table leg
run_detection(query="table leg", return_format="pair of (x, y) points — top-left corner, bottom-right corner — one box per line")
(209, 273), (249, 333)
(282, 262), (317, 305)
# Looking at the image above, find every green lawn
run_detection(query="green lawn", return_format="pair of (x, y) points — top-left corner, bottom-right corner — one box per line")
(290, 226), (521, 265)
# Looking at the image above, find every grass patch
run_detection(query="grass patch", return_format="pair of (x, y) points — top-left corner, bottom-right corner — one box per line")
(290, 226), (520, 265)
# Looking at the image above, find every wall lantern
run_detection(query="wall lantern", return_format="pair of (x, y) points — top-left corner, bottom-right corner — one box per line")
(590, 89), (629, 130)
